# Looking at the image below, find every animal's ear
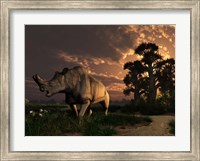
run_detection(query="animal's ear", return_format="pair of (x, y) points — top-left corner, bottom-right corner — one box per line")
(61, 68), (69, 74)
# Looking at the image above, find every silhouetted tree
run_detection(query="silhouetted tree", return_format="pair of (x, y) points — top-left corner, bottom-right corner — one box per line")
(135, 43), (163, 103)
(123, 61), (146, 105)
(157, 58), (175, 94)
(157, 58), (175, 108)
(124, 42), (175, 105)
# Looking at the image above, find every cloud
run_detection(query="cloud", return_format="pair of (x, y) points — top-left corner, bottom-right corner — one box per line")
(26, 25), (137, 63)
(57, 51), (118, 68)
(121, 49), (135, 60)
(106, 83), (126, 92)
(129, 25), (175, 59)
(108, 91), (131, 100)
(25, 25), (175, 102)
(90, 71), (122, 81)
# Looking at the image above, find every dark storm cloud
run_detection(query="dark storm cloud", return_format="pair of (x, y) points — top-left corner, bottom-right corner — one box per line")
(25, 25), (136, 80)
(25, 25), (136, 61)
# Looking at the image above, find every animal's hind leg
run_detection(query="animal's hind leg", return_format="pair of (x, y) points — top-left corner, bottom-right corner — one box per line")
(100, 101), (108, 116)
(87, 105), (93, 117)
(100, 92), (109, 116)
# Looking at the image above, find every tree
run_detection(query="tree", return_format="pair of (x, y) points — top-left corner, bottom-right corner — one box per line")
(157, 58), (175, 108)
(157, 58), (175, 94)
(135, 43), (163, 103)
(123, 42), (175, 105)
(123, 61), (146, 105)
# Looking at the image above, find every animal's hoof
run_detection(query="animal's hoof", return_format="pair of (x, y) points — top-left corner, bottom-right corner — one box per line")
(105, 110), (108, 116)
(89, 109), (93, 116)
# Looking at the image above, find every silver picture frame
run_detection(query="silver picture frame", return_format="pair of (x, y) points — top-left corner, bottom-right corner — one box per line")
(0, 0), (199, 160)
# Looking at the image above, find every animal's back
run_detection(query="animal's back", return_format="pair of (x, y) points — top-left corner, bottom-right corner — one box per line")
(64, 66), (107, 103)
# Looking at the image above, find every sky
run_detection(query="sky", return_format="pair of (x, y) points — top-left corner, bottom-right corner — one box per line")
(25, 25), (175, 102)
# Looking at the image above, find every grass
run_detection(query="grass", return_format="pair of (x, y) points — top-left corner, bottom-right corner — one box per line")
(25, 104), (152, 136)
(168, 119), (175, 134)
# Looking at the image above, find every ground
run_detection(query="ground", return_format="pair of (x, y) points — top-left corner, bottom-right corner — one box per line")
(63, 115), (175, 136)
(26, 104), (175, 136)
(116, 115), (175, 136)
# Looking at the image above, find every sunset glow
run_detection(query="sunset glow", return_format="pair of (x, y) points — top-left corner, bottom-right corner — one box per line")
(25, 25), (175, 102)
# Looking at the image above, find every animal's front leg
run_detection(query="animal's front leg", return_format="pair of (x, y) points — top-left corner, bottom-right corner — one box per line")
(79, 100), (90, 118)
(70, 104), (78, 117)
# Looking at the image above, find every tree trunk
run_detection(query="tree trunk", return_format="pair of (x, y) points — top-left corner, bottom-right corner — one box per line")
(134, 85), (140, 106)
(148, 66), (156, 103)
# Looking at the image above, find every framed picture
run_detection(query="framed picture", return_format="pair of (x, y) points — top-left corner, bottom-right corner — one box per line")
(1, 0), (199, 160)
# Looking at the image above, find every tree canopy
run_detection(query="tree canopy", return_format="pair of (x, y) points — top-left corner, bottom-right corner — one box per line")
(123, 42), (175, 105)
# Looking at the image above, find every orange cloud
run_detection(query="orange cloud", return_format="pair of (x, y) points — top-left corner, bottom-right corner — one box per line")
(58, 51), (118, 68)
(90, 71), (122, 81)
(106, 83), (126, 92)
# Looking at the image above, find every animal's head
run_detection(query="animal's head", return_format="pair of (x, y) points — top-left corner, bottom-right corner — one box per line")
(33, 68), (68, 97)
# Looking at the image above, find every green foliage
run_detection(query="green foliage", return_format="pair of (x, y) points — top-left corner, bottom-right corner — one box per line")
(139, 103), (166, 115)
(111, 97), (174, 116)
(91, 103), (135, 114)
(84, 121), (116, 136)
(25, 104), (152, 136)
(126, 99), (171, 115)
(157, 92), (175, 113)
(25, 112), (80, 136)
(168, 119), (175, 134)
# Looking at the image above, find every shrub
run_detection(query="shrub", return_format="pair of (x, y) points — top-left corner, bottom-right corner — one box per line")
(157, 92), (175, 113)
(139, 103), (166, 115)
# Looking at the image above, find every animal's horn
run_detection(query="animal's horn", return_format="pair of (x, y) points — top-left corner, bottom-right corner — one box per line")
(33, 74), (44, 84)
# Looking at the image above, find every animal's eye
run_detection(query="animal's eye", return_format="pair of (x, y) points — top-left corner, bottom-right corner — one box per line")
(40, 85), (46, 91)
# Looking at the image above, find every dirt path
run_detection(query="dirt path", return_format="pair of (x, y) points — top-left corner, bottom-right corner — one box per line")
(116, 115), (175, 136)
